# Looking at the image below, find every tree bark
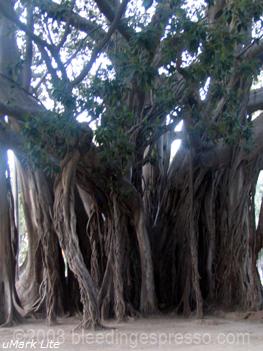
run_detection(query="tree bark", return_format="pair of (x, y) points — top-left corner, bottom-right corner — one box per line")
(54, 151), (101, 328)
(0, 147), (23, 326)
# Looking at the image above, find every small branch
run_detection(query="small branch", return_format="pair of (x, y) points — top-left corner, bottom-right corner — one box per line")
(0, 3), (60, 82)
(38, 47), (60, 83)
(94, 0), (133, 41)
(0, 2), (53, 51)
(145, 0), (175, 54)
(45, 20), (55, 46)
(56, 0), (76, 50)
(22, 5), (34, 90)
(32, 0), (105, 40)
(33, 72), (48, 95)
(64, 35), (89, 68)
(71, 0), (129, 86)
(0, 3), (71, 84)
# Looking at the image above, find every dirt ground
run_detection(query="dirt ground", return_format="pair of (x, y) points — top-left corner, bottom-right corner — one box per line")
(0, 314), (263, 350)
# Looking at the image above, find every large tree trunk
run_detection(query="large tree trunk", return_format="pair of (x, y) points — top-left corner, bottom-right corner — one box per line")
(133, 204), (157, 314)
(76, 153), (157, 319)
(16, 161), (65, 323)
(33, 170), (65, 323)
(154, 145), (263, 314)
(16, 162), (43, 312)
(54, 151), (101, 329)
(0, 147), (23, 326)
(213, 155), (263, 310)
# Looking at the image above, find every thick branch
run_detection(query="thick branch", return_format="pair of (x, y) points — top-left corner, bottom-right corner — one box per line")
(242, 37), (263, 62)
(0, 74), (45, 120)
(22, 5), (33, 90)
(249, 112), (263, 160)
(248, 87), (263, 113)
(199, 113), (263, 169)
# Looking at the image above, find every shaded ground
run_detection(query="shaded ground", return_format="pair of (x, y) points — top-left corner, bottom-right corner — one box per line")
(0, 315), (263, 350)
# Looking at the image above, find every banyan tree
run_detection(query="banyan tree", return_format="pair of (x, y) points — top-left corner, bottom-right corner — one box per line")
(0, 0), (263, 329)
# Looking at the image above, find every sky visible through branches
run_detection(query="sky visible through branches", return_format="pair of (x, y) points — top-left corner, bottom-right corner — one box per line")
(7, 0), (263, 229)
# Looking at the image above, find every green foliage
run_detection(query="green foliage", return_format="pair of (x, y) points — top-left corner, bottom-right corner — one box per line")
(51, 80), (76, 112)
(94, 100), (134, 174)
(22, 113), (79, 175)
(13, 0), (263, 177)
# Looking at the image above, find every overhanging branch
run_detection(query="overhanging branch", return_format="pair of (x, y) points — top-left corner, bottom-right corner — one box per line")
(0, 74), (45, 121)
(199, 113), (263, 168)
(248, 87), (263, 113)
(242, 37), (263, 62)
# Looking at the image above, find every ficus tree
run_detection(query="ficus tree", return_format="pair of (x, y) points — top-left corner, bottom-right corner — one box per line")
(0, 0), (263, 328)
